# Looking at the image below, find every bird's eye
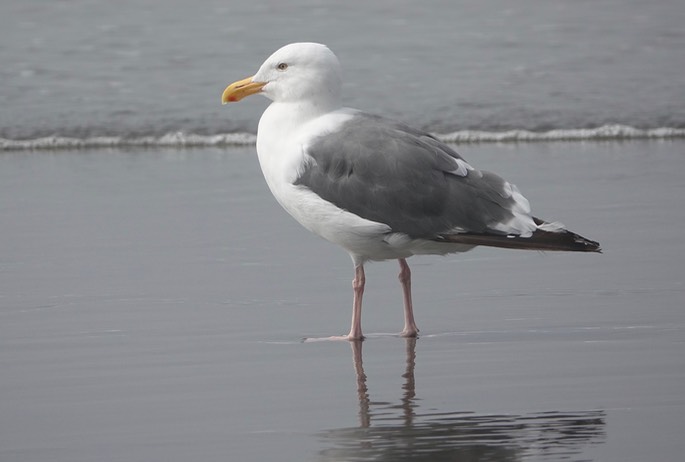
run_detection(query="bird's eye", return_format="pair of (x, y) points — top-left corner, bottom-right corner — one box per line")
(277, 62), (288, 71)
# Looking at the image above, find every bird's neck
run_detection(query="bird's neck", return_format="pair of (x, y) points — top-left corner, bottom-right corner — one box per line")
(263, 98), (340, 129)
(257, 99), (339, 155)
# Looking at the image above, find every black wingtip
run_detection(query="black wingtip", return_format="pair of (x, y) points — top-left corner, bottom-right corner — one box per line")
(439, 227), (602, 253)
(571, 233), (602, 253)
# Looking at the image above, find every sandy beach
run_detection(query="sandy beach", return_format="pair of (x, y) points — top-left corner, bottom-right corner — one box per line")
(1, 140), (683, 461)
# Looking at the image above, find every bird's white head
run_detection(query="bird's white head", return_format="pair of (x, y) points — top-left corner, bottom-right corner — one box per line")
(222, 42), (342, 108)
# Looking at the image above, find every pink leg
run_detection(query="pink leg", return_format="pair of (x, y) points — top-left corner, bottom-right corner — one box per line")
(347, 264), (365, 340)
(398, 258), (419, 337)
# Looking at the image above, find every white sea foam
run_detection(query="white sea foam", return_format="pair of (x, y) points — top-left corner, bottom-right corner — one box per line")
(0, 132), (257, 151)
(437, 125), (685, 143)
(1, 125), (683, 151)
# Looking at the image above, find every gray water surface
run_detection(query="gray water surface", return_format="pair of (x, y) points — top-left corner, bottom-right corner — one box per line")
(1, 141), (684, 461)
(2, 0), (684, 139)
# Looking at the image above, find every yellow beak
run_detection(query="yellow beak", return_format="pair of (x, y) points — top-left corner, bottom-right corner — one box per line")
(221, 76), (266, 104)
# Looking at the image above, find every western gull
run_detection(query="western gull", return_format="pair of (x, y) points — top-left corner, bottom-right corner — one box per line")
(221, 42), (600, 341)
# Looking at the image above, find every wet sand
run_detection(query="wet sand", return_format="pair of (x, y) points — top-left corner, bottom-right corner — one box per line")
(1, 141), (684, 461)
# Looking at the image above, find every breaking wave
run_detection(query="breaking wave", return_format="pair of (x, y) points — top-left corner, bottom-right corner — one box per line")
(0, 132), (257, 151)
(438, 125), (685, 143)
(1, 125), (684, 151)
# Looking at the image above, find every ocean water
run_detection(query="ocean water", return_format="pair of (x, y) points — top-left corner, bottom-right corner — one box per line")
(2, 0), (685, 147)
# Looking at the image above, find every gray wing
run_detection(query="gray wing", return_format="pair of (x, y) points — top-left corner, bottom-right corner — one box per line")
(295, 113), (523, 239)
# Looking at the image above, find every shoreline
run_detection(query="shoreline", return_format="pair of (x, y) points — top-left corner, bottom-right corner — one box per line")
(2, 124), (685, 151)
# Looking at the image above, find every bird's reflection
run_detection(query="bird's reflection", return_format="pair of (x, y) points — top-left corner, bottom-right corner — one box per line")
(319, 339), (605, 462)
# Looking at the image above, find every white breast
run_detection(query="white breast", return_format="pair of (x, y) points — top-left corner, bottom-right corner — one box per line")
(256, 106), (398, 259)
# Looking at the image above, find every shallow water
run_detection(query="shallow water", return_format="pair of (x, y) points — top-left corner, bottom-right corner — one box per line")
(1, 141), (684, 461)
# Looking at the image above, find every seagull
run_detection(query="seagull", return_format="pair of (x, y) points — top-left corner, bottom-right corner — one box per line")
(221, 42), (600, 341)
